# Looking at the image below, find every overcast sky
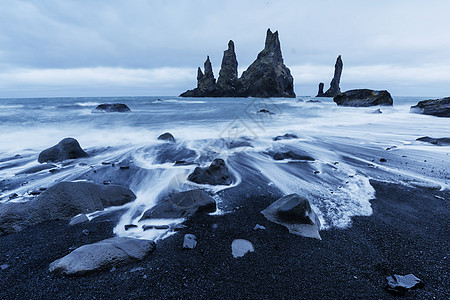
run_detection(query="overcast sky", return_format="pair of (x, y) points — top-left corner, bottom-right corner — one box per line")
(1, 0), (450, 98)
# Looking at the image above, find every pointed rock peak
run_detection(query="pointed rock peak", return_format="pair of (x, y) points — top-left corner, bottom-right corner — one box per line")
(227, 40), (235, 52)
(264, 28), (281, 52)
(204, 56), (214, 77)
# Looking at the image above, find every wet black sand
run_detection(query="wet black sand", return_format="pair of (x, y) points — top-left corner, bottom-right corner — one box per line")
(0, 180), (448, 299)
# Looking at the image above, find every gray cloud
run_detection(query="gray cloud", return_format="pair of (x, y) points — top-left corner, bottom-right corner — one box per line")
(0, 0), (449, 97)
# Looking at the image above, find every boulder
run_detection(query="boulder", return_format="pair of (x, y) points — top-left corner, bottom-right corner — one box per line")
(316, 82), (325, 97)
(261, 194), (321, 239)
(140, 189), (216, 220)
(318, 55), (343, 97)
(49, 237), (155, 276)
(92, 103), (131, 113)
(410, 97), (450, 117)
(0, 181), (135, 235)
(157, 132), (175, 143)
(271, 151), (314, 161)
(187, 158), (233, 185)
(416, 136), (450, 146)
(333, 89), (393, 107)
(38, 138), (88, 163)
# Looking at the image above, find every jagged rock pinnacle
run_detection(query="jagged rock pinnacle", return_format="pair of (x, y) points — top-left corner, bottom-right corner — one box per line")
(321, 55), (343, 97)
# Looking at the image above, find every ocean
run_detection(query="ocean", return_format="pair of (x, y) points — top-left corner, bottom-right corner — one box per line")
(0, 96), (448, 240)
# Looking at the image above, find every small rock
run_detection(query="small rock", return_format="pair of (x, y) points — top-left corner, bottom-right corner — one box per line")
(231, 239), (255, 258)
(0, 264), (10, 270)
(142, 225), (170, 231)
(380, 158), (387, 162)
(386, 274), (424, 295)
(183, 234), (197, 249)
(82, 229), (90, 236)
(157, 132), (176, 143)
(38, 138), (89, 163)
(273, 133), (298, 141)
(253, 224), (266, 230)
(257, 109), (274, 114)
(124, 224), (138, 231)
(92, 103), (131, 113)
(110, 266), (116, 272)
(187, 158), (233, 185)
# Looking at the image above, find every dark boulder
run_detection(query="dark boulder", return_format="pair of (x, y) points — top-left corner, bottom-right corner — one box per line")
(261, 194), (321, 239)
(236, 29), (295, 98)
(316, 82), (325, 97)
(215, 40), (239, 96)
(0, 181), (135, 235)
(319, 55), (343, 97)
(92, 103), (131, 113)
(410, 97), (450, 117)
(271, 151), (314, 161)
(187, 158), (233, 185)
(140, 189), (216, 220)
(416, 136), (450, 146)
(157, 132), (175, 143)
(274, 133), (298, 141)
(38, 138), (88, 163)
(333, 89), (393, 107)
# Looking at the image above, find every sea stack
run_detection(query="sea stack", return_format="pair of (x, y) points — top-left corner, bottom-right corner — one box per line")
(180, 29), (295, 98)
(215, 40), (239, 96)
(317, 55), (343, 97)
(316, 82), (325, 97)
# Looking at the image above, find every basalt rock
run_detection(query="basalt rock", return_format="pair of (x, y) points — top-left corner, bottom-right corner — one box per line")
(410, 97), (450, 117)
(316, 82), (325, 97)
(92, 103), (131, 113)
(334, 89), (393, 107)
(320, 55), (343, 97)
(187, 158), (233, 185)
(180, 29), (295, 98)
(38, 138), (88, 163)
(416, 136), (450, 146)
(157, 132), (175, 143)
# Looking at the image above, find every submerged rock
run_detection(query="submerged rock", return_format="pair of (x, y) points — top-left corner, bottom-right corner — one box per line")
(0, 181), (135, 235)
(38, 138), (88, 163)
(92, 103), (131, 113)
(261, 194), (321, 239)
(410, 97), (450, 117)
(49, 237), (155, 276)
(157, 132), (176, 143)
(187, 158), (233, 185)
(273, 133), (298, 141)
(333, 89), (393, 107)
(140, 189), (216, 220)
(231, 239), (255, 258)
(180, 29), (295, 98)
(416, 136), (450, 146)
(318, 55), (343, 97)
(386, 274), (424, 295)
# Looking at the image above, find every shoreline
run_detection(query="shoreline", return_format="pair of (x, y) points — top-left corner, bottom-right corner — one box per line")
(0, 179), (448, 299)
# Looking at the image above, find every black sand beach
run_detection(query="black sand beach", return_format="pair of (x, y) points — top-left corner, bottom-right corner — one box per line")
(0, 179), (448, 299)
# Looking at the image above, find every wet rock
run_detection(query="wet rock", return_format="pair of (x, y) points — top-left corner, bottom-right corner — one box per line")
(173, 160), (197, 166)
(261, 194), (321, 239)
(273, 133), (298, 141)
(38, 138), (88, 163)
(371, 108), (383, 114)
(154, 144), (196, 164)
(140, 189), (216, 220)
(16, 164), (57, 175)
(231, 239), (255, 258)
(410, 97), (450, 117)
(180, 56), (216, 97)
(142, 224), (170, 231)
(49, 237), (155, 276)
(386, 274), (424, 295)
(416, 136), (450, 146)
(306, 100), (321, 103)
(92, 103), (131, 113)
(183, 234), (197, 249)
(257, 109), (274, 114)
(316, 82), (325, 97)
(334, 89), (393, 107)
(69, 214), (89, 226)
(124, 224), (138, 231)
(157, 132), (175, 143)
(227, 140), (252, 149)
(0, 182), (135, 235)
(271, 151), (314, 161)
(187, 158), (233, 185)
(319, 55), (343, 97)
(215, 40), (239, 96)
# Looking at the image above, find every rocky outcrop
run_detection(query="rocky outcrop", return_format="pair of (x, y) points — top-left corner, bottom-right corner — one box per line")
(216, 40), (239, 96)
(316, 82), (325, 97)
(0, 181), (135, 235)
(49, 237), (155, 276)
(410, 97), (450, 117)
(333, 89), (393, 107)
(180, 29), (295, 98)
(416, 136), (450, 146)
(38, 138), (88, 163)
(261, 194), (321, 239)
(187, 158), (233, 185)
(92, 103), (131, 113)
(140, 189), (216, 220)
(318, 55), (343, 97)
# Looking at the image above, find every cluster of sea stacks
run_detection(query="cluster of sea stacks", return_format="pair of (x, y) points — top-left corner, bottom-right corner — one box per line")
(180, 29), (295, 98)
